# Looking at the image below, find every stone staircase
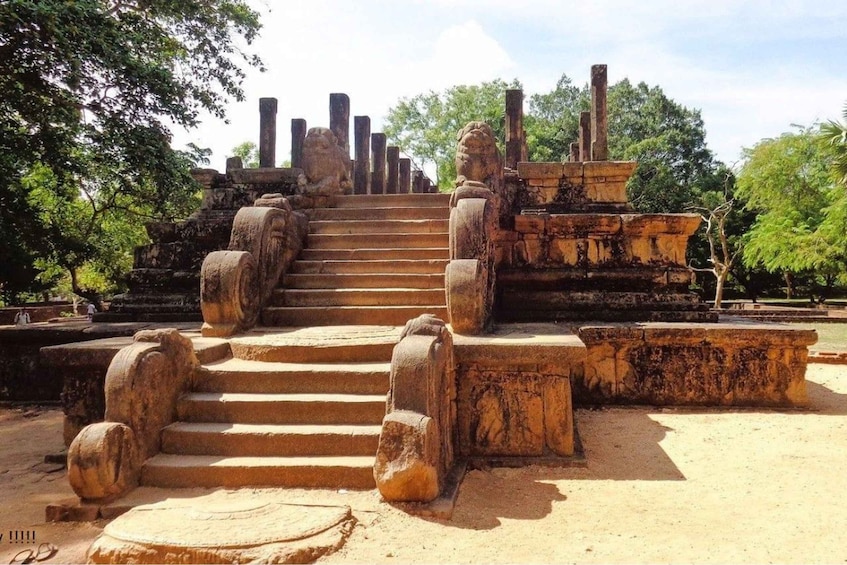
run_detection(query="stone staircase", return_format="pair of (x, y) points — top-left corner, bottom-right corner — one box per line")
(263, 193), (450, 326)
(141, 193), (450, 490)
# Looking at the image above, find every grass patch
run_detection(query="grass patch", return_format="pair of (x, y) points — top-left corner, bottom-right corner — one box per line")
(788, 323), (847, 351)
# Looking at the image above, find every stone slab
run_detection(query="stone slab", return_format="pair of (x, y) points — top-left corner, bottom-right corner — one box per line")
(453, 323), (586, 367)
(84, 489), (353, 564)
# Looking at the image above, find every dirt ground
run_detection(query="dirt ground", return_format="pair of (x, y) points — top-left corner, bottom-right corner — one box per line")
(2, 363), (847, 564)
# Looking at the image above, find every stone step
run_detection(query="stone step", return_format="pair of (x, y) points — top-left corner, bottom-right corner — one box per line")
(262, 305), (449, 327)
(161, 422), (381, 457)
(177, 392), (386, 425)
(306, 232), (449, 250)
(271, 288), (445, 307)
(333, 193), (450, 208)
(195, 358), (390, 394)
(308, 207), (449, 221)
(283, 273), (444, 289)
(496, 308), (719, 323)
(309, 219), (450, 235)
(228, 326), (401, 363)
(291, 259), (449, 275)
(141, 454), (376, 489)
(299, 248), (449, 261)
(498, 291), (705, 312)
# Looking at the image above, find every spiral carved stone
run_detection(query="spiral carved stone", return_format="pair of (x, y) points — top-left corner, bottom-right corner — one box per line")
(201, 250), (259, 337)
(68, 422), (140, 501)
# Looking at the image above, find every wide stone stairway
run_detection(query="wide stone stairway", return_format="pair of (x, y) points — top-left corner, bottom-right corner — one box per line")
(141, 193), (451, 489)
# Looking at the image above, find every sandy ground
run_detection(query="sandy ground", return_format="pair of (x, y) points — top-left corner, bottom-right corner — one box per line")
(2, 363), (847, 564)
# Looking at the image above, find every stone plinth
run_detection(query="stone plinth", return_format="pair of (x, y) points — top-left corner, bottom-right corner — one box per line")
(494, 212), (714, 323)
(452, 324), (585, 463)
(516, 161), (636, 213)
(576, 320), (817, 407)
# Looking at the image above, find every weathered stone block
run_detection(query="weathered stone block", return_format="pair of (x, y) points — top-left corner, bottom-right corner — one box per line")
(517, 162), (563, 179)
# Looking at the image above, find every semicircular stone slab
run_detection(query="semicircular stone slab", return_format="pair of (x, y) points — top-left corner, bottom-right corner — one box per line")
(87, 496), (354, 564)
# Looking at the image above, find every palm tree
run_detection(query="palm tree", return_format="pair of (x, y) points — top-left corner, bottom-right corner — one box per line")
(820, 102), (847, 185)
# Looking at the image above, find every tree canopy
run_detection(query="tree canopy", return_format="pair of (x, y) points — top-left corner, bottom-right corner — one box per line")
(384, 74), (721, 214)
(0, 0), (263, 304)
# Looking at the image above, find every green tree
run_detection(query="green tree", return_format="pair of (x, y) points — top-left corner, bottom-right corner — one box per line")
(736, 126), (846, 302)
(384, 79), (522, 189)
(0, 0), (262, 303)
(231, 141), (260, 169)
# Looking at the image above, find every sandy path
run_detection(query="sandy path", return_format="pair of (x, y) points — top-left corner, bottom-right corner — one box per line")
(1, 364), (846, 564)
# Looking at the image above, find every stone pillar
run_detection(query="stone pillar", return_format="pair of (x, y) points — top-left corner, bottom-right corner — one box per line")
(226, 157), (243, 172)
(590, 64), (608, 161)
(291, 118), (307, 169)
(423, 177), (432, 193)
(386, 146), (400, 194)
(399, 158), (411, 194)
(371, 133), (387, 194)
(412, 170), (424, 193)
(329, 93), (350, 156)
(505, 89), (524, 169)
(579, 111), (591, 162)
(354, 116), (371, 195)
(569, 142), (579, 162)
(259, 98), (277, 168)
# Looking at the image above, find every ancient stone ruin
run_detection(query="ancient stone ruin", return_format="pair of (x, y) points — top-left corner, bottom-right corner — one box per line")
(55, 66), (817, 562)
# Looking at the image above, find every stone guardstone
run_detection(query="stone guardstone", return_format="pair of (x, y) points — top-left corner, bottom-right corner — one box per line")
(86, 494), (354, 564)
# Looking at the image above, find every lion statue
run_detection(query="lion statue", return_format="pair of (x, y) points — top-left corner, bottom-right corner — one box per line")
(454, 121), (503, 192)
(300, 127), (352, 196)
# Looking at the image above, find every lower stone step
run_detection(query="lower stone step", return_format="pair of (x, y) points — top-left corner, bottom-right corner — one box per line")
(271, 288), (446, 307)
(161, 422), (382, 457)
(228, 326), (402, 363)
(291, 259), (449, 275)
(176, 392), (386, 425)
(299, 248), (448, 261)
(262, 305), (449, 327)
(283, 273), (444, 289)
(195, 359), (390, 394)
(141, 454), (376, 489)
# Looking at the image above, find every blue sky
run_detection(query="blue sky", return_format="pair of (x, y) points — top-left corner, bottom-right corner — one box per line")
(173, 0), (847, 171)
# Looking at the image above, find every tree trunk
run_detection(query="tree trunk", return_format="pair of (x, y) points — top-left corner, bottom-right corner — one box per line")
(784, 272), (793, 300)
(69, 266), (103, 311)
(714, 270), (727, 309)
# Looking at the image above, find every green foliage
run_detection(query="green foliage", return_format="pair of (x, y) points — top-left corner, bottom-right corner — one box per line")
(385, 74), (719, 211)
(0, 0), (262, 302)
(384, 79), (522, 188)
(230, 141), (260, 169)
(736, 126), (847, 295)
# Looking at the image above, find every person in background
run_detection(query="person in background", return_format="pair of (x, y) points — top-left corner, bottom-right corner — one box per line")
(86, 303), (96, 320)
(14, 308), (31, 325)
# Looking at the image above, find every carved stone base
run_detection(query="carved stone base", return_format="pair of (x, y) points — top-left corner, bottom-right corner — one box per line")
(576, 319), (817, 407)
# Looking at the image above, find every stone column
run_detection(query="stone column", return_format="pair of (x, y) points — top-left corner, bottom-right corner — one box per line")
(399, 158), (411, 194)
(354, 116), (371, 195)
(291, 119), (307, 169)
(371, 133), (387, 194)
(590, 64), (608, 161)
(423, 178), (432, 193)
(569, 142), (579, 162)
(579, 111), (591, 162)
(386, 146), (400, 194)
(412, 170), (424, 193)
(329, 93), (350, 156)
(259, 98), (277, 168)
(505, 89), (524, 169)
(226, 157), (243, 172)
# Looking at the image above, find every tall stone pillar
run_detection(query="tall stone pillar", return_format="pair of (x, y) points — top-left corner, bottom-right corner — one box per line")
(590, 64), (608, 161)
(505, 89), (524, 169)
(371, 133), (387, 194)
(291, 119), (307, 170)
(412, 170), (424, 193)
(386, 146), (400, 194)
(578, 111), (591, 162)
(329, 93), (350, 156)
(354, 116), (371, 195)
(399, 158), (411, 194)
(259, 98), (277, 168)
